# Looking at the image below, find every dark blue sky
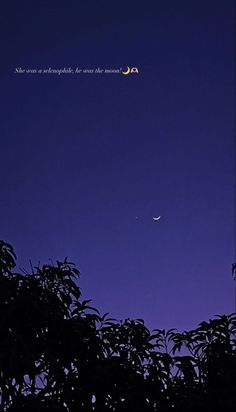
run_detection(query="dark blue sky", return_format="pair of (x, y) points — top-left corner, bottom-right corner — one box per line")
(1, 1), (235, 331)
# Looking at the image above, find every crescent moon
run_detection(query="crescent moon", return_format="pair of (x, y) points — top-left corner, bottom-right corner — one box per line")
(122, 66), (131, 75)
(153, 216), (161, 221)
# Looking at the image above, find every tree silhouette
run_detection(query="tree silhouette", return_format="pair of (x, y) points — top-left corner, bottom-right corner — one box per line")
(0, 240), (235, 411)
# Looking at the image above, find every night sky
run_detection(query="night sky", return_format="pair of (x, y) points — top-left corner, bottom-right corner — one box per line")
(1, 1), (235, 331)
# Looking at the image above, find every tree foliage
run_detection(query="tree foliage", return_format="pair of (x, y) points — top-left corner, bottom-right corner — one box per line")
(0, 240), (235, 411)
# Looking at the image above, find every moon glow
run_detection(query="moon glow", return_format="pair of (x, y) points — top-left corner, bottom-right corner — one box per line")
(122, 66), (131, 75)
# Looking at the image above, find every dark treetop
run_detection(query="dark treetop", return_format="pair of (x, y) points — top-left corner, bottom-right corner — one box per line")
(0, 240), (236, 412)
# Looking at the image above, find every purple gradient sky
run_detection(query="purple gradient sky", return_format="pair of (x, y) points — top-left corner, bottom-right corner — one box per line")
(1, 1), (235, 331)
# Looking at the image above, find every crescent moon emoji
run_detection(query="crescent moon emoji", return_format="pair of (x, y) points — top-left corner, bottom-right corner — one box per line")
(122, 66), (131, 75)
(153, 216), (161, 221)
